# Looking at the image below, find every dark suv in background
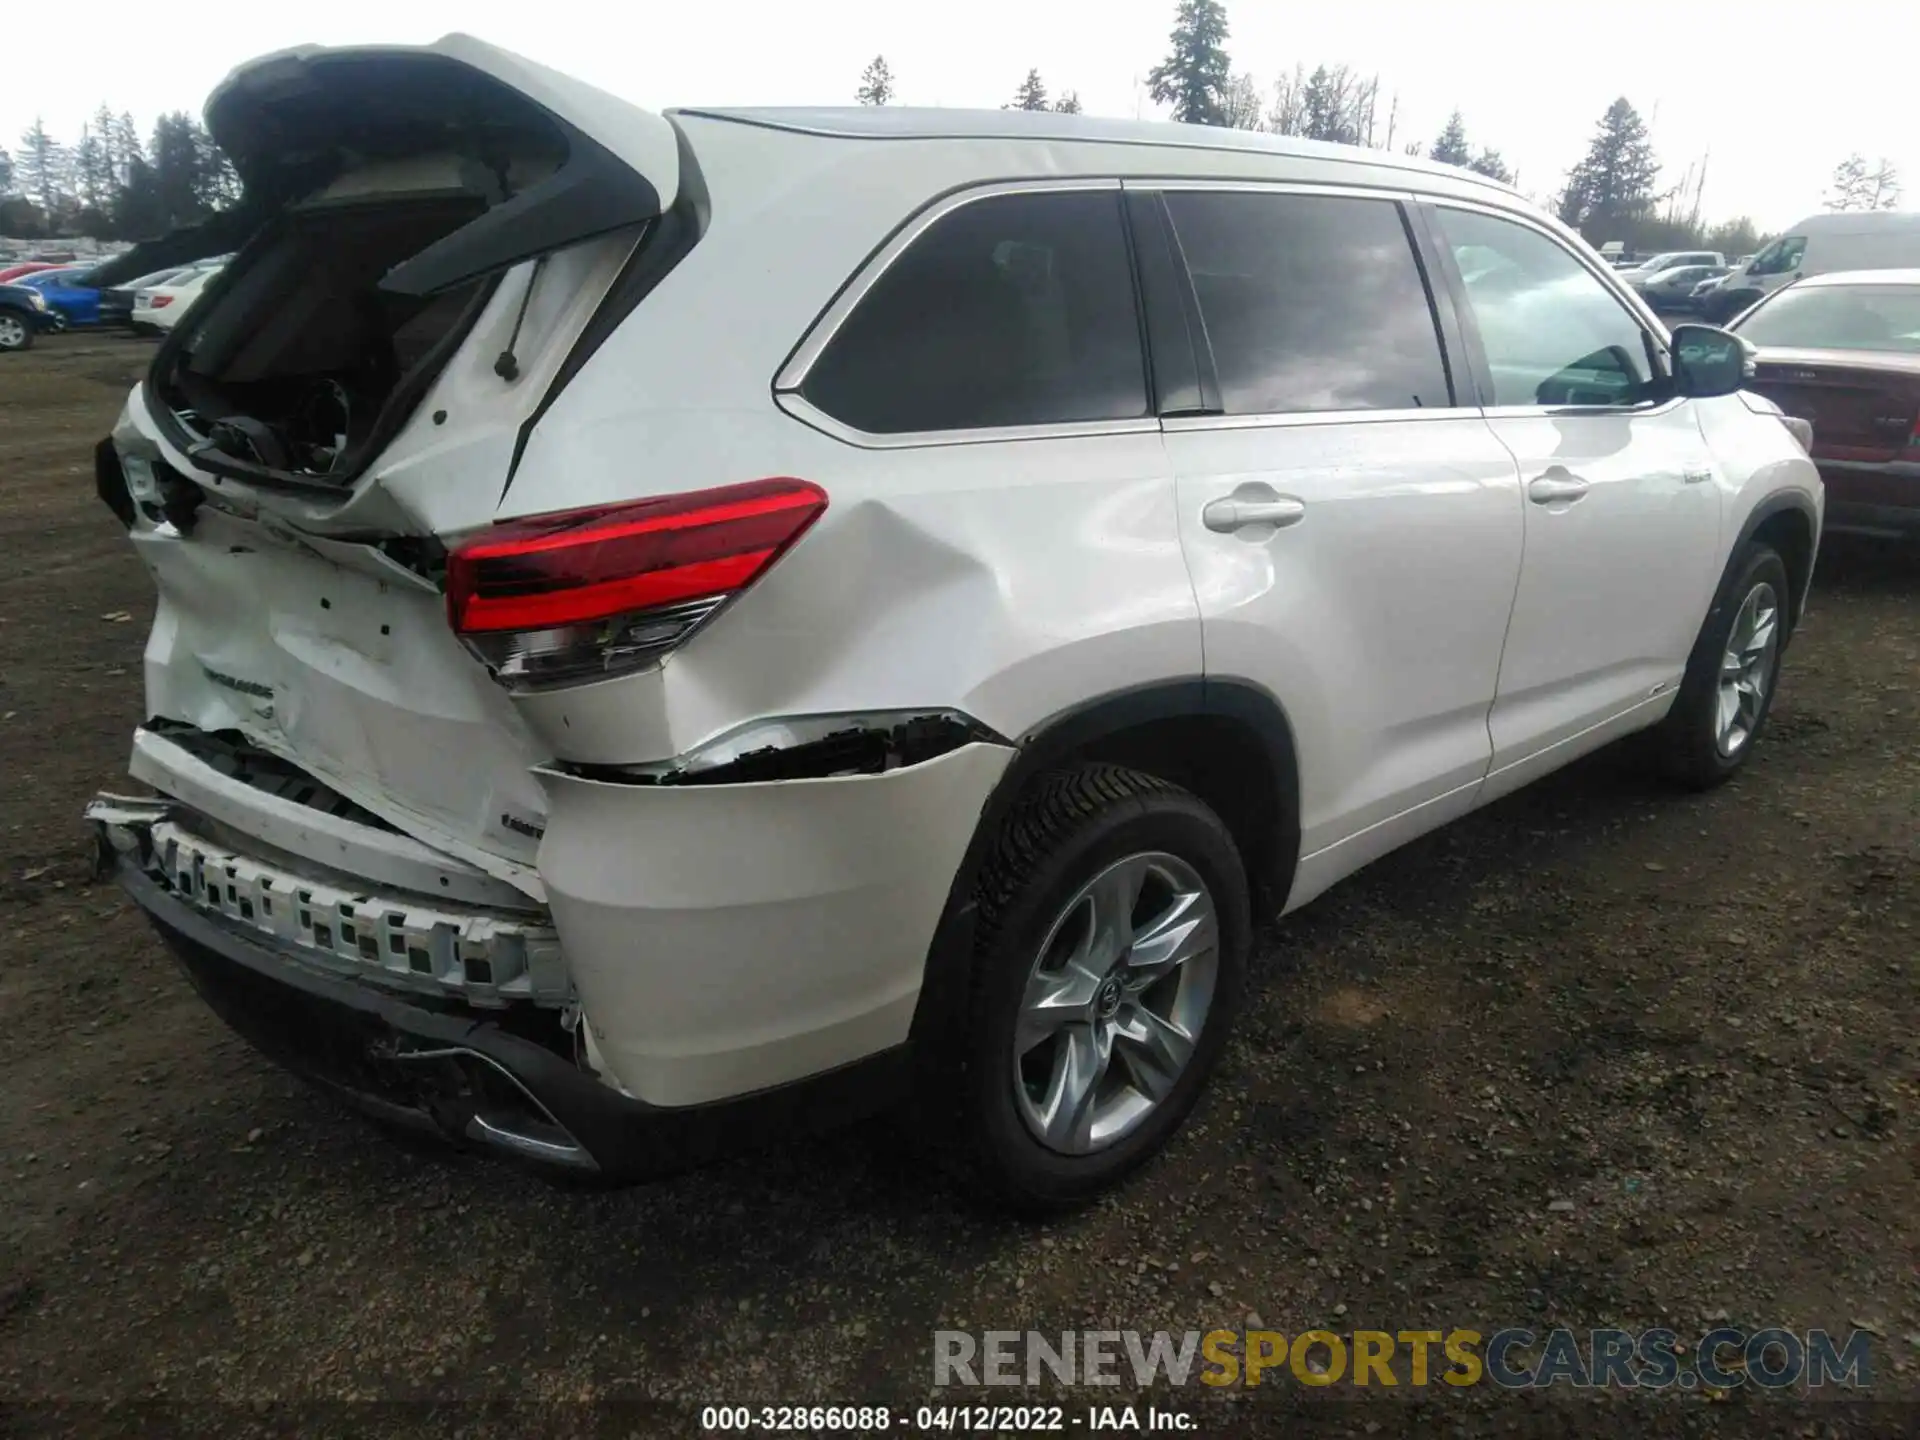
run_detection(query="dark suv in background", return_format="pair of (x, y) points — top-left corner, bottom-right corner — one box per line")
(0, 282), (63, 351)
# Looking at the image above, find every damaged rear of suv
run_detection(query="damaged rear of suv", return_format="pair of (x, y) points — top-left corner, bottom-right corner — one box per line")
(89, 35), (1818, 1210)
(87, 34), (1024, 1191)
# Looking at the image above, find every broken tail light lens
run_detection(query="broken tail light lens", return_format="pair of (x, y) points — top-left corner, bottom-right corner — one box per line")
(447, 478), (827, 690)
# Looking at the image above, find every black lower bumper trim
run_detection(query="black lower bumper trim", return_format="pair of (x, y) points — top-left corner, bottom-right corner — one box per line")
(118, 863), (906, 1184)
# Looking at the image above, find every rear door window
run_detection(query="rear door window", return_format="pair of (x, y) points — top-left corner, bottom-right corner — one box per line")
(801, 189), (1148, 436)
(1434, 207), (1658, 408)
(1159, 190), (1452, 414)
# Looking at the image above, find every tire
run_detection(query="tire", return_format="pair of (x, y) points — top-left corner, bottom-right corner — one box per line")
(0, 310), (34, 353)
(1650, 542), (1790, 789)
(928, 764), (1251, 1212)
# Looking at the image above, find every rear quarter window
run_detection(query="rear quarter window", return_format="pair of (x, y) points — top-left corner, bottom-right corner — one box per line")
(800, 189), (1149, 436)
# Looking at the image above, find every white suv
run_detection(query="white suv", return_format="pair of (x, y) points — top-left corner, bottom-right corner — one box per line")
(87, 36), (1822, 1208)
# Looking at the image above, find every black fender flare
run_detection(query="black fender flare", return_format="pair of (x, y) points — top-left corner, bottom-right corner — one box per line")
(907, 678), (1300, 1060)
(1717, 489), (1822, 637)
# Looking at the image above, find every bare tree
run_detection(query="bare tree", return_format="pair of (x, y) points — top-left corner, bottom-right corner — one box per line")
(1867, 159), (1902, 210)
(1266, 63), (1309, 136)
(1825, 153), (1870, 211)
(1221, 73), (1264, 130)
(1292, 64), (1379, 147)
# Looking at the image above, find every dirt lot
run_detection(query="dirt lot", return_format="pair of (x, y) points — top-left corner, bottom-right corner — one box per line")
(1, 333), (1916, 1437)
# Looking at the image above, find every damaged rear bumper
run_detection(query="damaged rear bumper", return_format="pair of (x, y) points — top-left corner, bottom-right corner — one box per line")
(90, 810), (907, 1182)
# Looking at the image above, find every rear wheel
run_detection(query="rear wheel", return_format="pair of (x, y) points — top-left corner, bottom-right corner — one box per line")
(1650, 542), (1789, 788)
(932, 765), (1250, 1211)
(0, 311), (34, 352)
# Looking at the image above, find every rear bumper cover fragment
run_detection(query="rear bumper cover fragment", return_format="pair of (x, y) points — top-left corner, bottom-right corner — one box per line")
(97, 842), (905, 1182)
(90, 795), (566, 1007)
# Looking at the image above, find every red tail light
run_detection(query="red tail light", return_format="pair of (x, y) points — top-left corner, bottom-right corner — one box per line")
(150, 295), (174, 309)
(447, 479), (826, 689)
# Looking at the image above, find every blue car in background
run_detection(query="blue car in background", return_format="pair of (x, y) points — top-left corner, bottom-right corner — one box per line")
(14, 267), (103, 326)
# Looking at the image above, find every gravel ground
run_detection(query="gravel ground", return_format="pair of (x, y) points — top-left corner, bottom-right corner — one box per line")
(1, 334), (1916, 1438)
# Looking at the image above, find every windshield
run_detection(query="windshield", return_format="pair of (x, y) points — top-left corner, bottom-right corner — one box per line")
(1735, 284), (1920, 354)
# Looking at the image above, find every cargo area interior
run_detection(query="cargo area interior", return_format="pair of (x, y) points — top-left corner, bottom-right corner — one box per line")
(153, 191), (495, 483)
(142, 49), (612, 487)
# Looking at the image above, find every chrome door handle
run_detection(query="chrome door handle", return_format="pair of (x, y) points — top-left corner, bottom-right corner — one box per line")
(1202, 496), (1306, 533)
(1527, 475), (1590, 505)
(1683, 467), (1713, 485)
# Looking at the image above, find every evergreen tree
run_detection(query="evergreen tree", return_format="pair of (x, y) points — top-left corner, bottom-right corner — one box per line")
(1702, 216), (1763, 257)
(149, 112), (204, 227)
(1053, 91), (1083, 115)
(89, 104), (121, 185)
(1429, 110), (1471, 166)
(17, 118), (68, 209)
(114, 151), (166, 238)
(1299, 66), (1360, 144)
(1147, 0), (1231, 126)
(1556, 98), (1659, 238)
(0, 145), (12, 196)
(73, 125), (114, 211)
(1009, 69), (1049, 111)
(1468, 148), (1514, 184)
(192, 118), (241, 209)
(112, 112), (143, 186)
(856, 55), (894, 106)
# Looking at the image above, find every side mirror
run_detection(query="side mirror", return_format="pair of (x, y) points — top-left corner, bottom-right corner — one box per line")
(1669, 323), (1754, 398)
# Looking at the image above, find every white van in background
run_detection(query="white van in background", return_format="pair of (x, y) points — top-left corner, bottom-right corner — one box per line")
(1703, 211), (1920, 321)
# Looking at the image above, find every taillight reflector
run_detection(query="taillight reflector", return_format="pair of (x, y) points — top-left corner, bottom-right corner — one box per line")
(447, 478), (826, 688)
(150, 295), (174, 309)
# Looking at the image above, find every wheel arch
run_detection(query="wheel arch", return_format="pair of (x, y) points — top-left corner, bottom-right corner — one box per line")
(1727, 490), (1820, 640)
(909, 678), (1300, 1059)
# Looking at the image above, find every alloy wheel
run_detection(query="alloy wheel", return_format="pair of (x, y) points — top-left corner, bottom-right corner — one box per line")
(0, 315), (26, 350)
(1716, 580), (1779, 756)
(1013, 851), (1219, 1156)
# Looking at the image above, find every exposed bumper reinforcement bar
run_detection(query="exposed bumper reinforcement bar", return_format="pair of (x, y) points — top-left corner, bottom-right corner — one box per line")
(100, 847), (907, 1183)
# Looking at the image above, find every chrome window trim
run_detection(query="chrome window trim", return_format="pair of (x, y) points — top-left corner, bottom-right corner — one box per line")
(772, 172), (1680, 448)
(1480, 397), (1688, 421)
(1123, 176), (1417, 204)
(773, 176), (1125, 396)
(1160, 406), (1466, 434)
(775, 391), (1161, 451)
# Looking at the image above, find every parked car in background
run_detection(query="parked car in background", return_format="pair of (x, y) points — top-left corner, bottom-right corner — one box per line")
(0, 281), (63, 351)
(1733, 270), (1920, 540)
(100, 267), (200, 329)
(133, 264), (224, 334)
(87, 36), (1824, 1207)
(0, 260), (68, 284)
(12, 267), (103, 326)
(1635, 263), (1731, 312)
(1703, 212), (1920, 323)
(1614, 250), (1726, 286)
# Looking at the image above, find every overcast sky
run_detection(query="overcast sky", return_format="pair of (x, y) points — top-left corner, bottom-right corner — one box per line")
(4, 1), (1909, 232)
